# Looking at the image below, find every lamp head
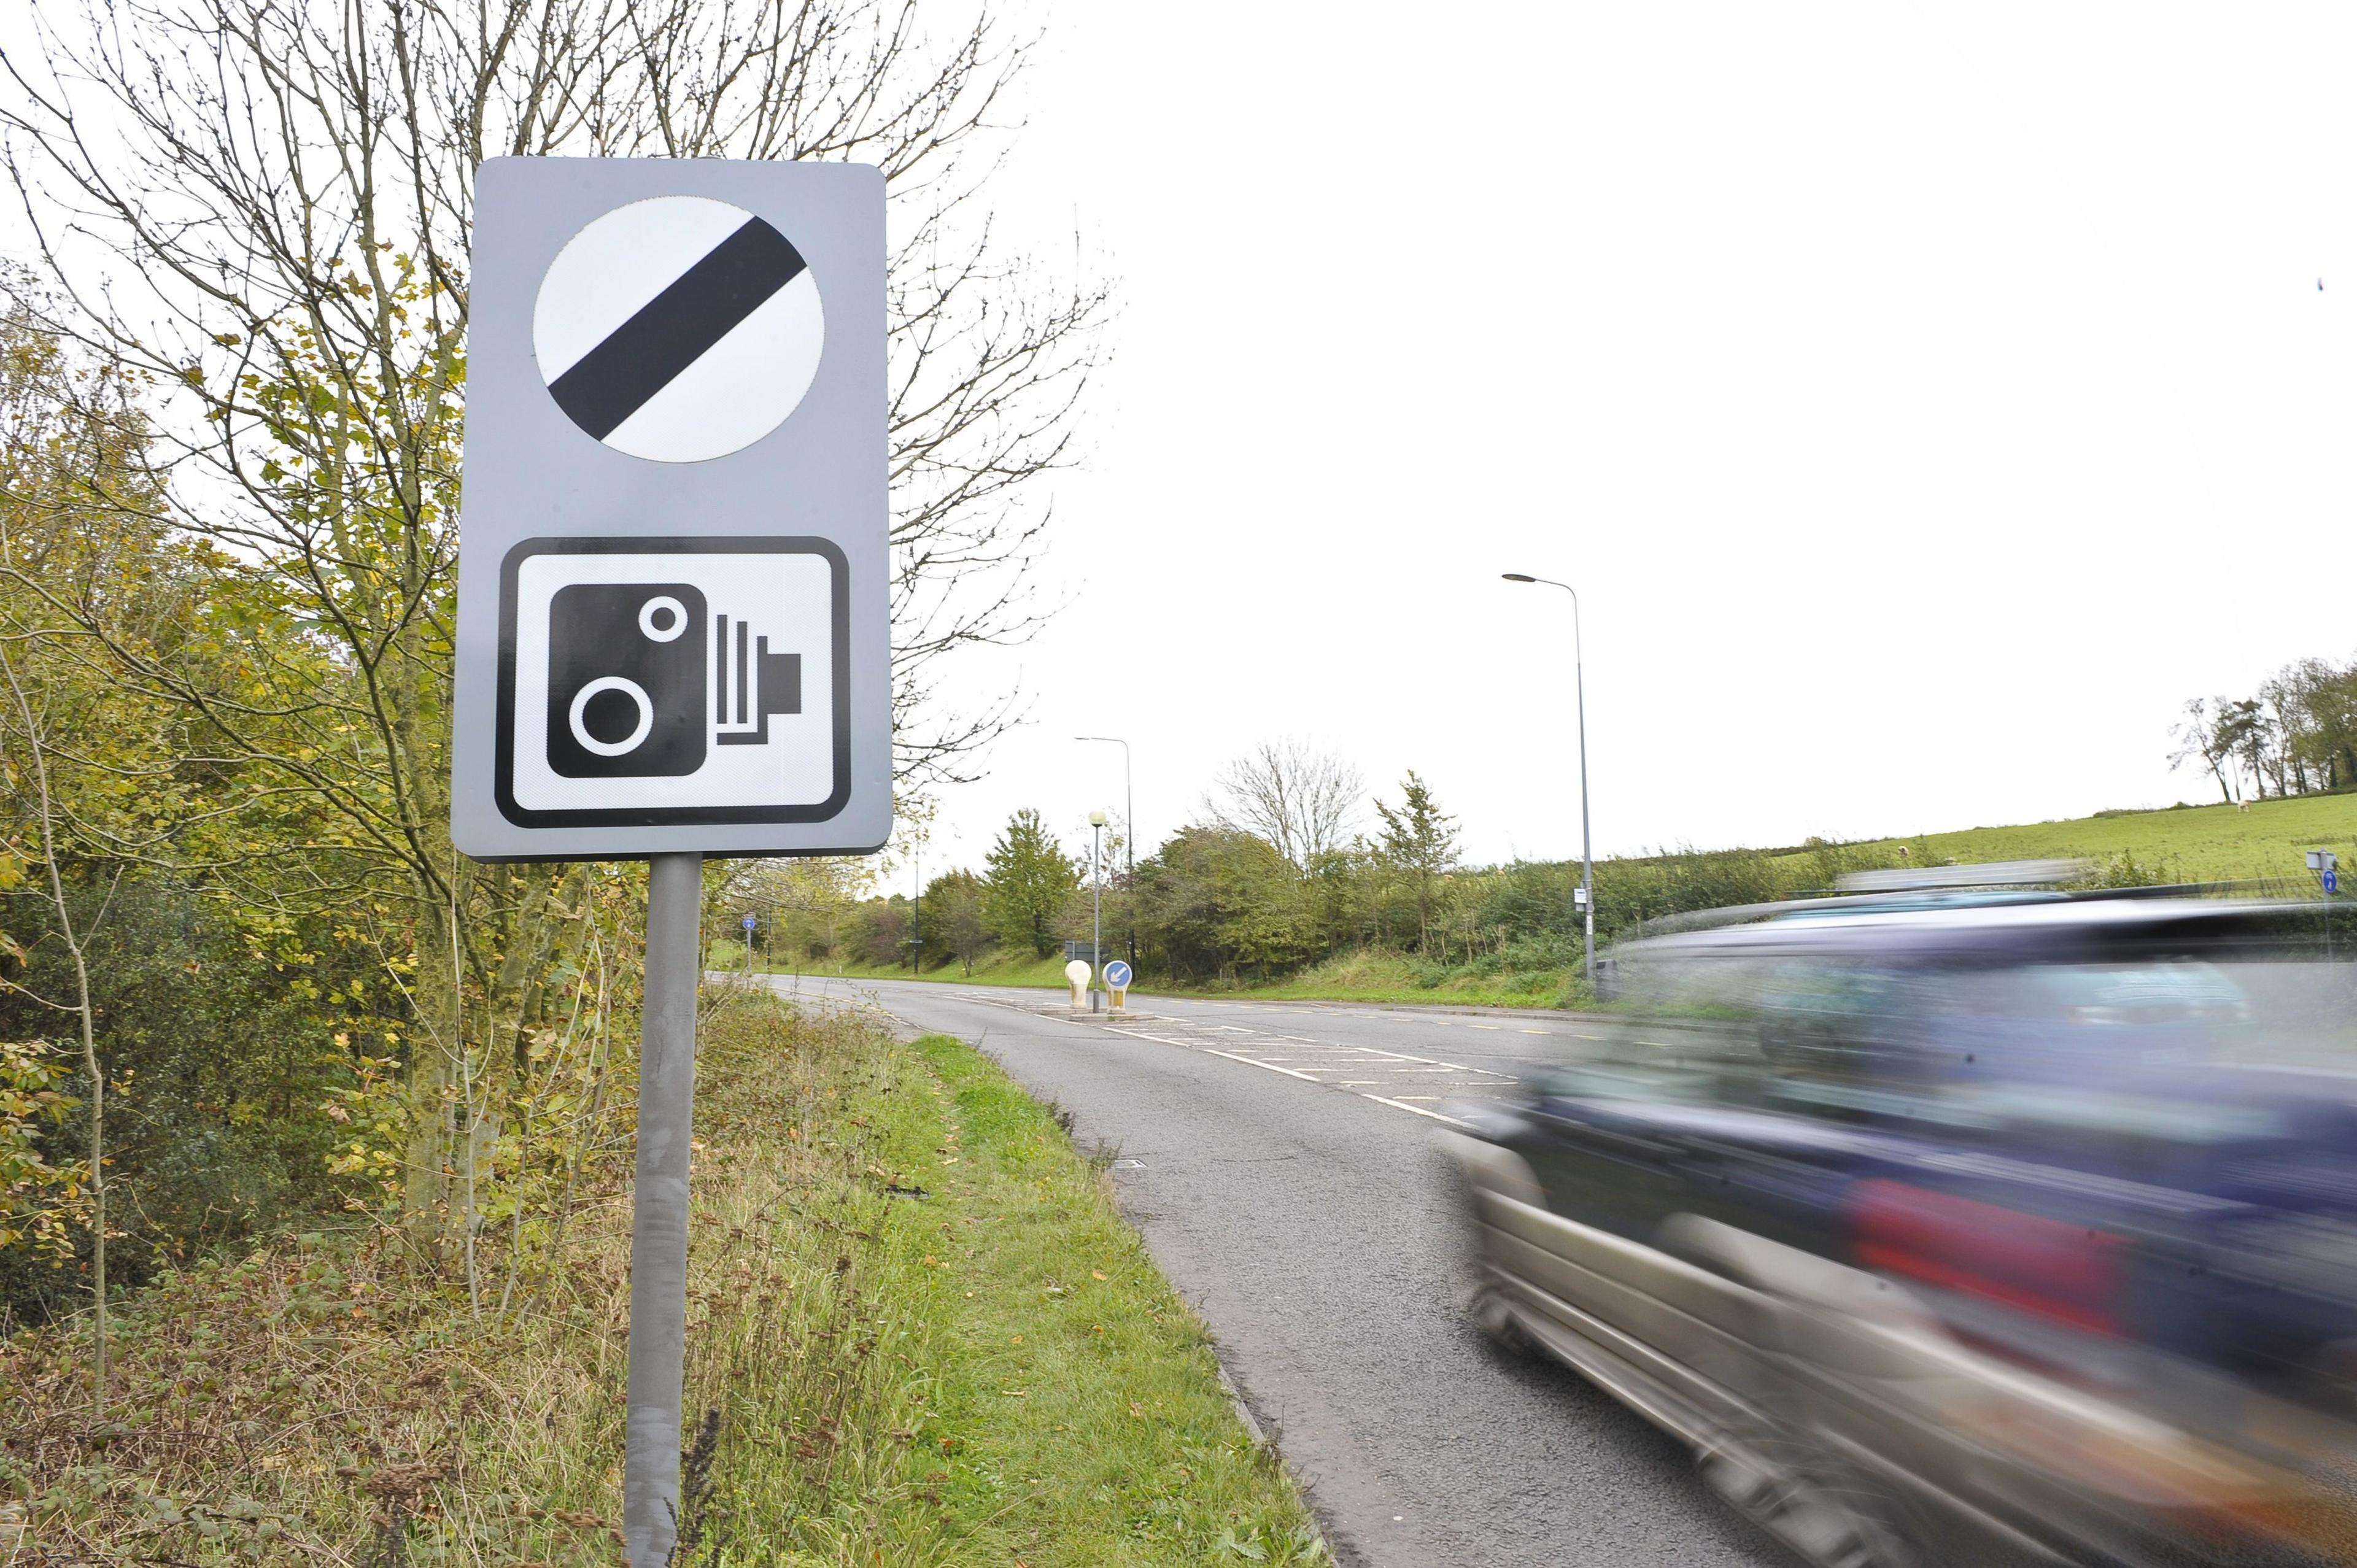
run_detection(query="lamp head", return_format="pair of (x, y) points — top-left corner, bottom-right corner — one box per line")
(1089, 810), (1109, 827)
(1501, 573), (1536, 583)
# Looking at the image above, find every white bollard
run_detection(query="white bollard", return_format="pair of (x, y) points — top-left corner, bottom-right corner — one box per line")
(1064, 959), (1091, 1012)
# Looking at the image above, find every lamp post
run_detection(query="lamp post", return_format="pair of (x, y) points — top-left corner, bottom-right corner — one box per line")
(1076, 736), (1134, 964)
(1088, 810), (1108, 1006)
(1502, 573), (1595, 991)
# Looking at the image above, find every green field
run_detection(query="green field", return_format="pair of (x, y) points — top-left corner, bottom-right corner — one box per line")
(1797, 791), (2356, 887)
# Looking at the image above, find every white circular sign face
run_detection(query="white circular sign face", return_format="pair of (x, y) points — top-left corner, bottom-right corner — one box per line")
(533, 195), (824, 463)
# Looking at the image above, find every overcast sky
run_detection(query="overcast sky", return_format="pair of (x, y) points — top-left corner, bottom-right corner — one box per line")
(910, 0), (2355, 878)
(4, 3), (2347, 880)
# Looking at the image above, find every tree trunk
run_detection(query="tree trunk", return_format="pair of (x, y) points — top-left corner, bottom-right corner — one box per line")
(402, 897), (462, 1253)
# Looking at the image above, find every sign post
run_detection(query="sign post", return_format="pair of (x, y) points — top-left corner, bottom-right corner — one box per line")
(629, 855), (703, 1561)
(451, 158), (890, 1567)
(1088, 811), (1108, 1011)
(2310, 850), (2339, 960)
(1104, 958), (1132, 1012)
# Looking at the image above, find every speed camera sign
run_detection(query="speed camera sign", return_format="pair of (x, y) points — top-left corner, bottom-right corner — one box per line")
(451, 159), (889, 860)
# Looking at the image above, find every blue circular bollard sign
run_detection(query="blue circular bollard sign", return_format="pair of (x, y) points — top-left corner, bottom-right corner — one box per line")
(2328, 868), (2340, 895)
(1104, 959), (1133, 989)
(741, 914), (756, 931)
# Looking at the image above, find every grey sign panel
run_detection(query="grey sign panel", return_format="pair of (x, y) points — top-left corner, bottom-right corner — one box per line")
(451, 158), (891, 860)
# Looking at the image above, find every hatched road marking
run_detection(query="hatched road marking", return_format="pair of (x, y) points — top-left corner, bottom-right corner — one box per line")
(757, 978), (1595, 1132)
(934, 994), (1542, 1130)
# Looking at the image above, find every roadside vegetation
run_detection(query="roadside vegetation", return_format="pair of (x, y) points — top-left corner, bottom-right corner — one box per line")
(0, 0), (1111, 1488)
(726, 752), (2356, 1011)
(1, 994), (1325, 1564)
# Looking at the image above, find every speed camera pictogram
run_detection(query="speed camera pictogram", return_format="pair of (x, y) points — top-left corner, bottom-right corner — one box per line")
(495, 536), (847, 826)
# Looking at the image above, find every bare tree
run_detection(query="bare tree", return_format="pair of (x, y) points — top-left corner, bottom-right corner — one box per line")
(0, 642), (112, 1413)
(1206, 740), (1364, 868)
(0, 0), (1105, 1237)
(2169, 697), (2242, 805)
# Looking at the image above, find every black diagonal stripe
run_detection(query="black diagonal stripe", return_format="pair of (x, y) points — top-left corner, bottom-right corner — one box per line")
(548, 217), (807, 441)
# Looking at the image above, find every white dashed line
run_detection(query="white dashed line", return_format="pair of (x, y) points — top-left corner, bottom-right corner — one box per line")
(1362, 1095), (1469, 1127)
(919, 990), (1519, 1131)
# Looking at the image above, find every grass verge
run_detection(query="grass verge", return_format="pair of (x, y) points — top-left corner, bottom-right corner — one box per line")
(1, 997), (1324, 1566)
(738, 948), (1583, 1011)
(1792, 790), (2357, 886)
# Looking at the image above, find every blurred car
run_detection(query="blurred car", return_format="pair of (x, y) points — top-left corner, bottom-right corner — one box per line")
(1445, 889), (2357, 1567)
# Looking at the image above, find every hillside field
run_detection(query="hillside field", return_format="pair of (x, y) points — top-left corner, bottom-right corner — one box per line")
(1794, 791), (2355, 886)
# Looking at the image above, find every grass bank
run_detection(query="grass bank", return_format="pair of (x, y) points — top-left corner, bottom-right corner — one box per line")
(1787, 791), (2357, 886)
(1, 998), (1323, 1565)
(735, 948), (1580, 1013)
(741, 949), (1080, 991)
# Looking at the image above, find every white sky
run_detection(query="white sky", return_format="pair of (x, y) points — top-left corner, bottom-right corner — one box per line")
(4, 4), (2348, 880)
(915, 0), (2357, 876)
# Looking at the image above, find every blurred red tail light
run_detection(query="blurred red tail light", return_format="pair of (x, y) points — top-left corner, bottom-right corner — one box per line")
(1851, 1178), (2124, 1335)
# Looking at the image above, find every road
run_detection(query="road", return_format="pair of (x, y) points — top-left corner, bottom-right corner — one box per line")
(757, 975), (1782, 1568)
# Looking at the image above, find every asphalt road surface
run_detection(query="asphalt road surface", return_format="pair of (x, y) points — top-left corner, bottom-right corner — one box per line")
(756, 975), (1784, 1568)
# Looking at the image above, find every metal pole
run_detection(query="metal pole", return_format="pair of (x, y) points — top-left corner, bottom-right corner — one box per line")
(1571, 590), (1594, 992)
(1078, 736), (1136, 965)
(1121, 752), (1133, 966)
(1503, 575), (1595, 991)
(626, 852), (702, 1567)
(911, 848), (922, 973)
(1091, 820), (1104, 1005)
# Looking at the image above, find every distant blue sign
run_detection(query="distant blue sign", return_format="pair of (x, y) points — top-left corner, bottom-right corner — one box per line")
(2328, 869), (2340, 895)
(1104, 959), (1133, 990)
(741, 914), (757, 932)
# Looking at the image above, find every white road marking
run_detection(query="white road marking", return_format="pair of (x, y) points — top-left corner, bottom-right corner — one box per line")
(899, 987), (1520, 1129)
(1199, 1048), (1326, 1084)
(1361, 1095), (1469, 1127)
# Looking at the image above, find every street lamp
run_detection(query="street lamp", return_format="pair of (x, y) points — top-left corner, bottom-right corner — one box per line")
(1076, 735), (1135, 964)
(1502, 573), (1596, 990)
(1088, 809), (1109, 1005)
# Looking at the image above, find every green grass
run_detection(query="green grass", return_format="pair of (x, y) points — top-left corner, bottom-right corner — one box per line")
(1784, 792), (2357, 886)
(738, 948), (1080, 990)
(732, 947), (1576, 1012)
(1188, 949), (1575, 1010)
(0, 998), (1323, 1565)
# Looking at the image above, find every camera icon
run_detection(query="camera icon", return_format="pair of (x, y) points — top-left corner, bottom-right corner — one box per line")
(547, 583), (711, 776)
(496, 538), (845, 827)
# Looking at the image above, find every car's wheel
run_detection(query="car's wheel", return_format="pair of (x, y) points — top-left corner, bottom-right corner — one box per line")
(1467, 1281), (1535, 1357)
(1698, 1437), (1921, 1568)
